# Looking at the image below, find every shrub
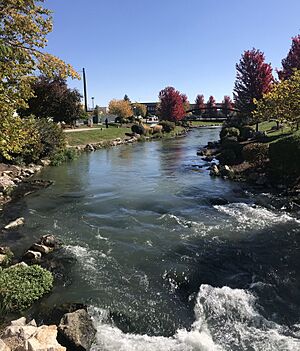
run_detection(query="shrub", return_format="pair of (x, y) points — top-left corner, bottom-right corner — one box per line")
(35, 119), (66, 158)
(50, 148), (78, 166)
(242, 143), (269, 165)
(159, 120), (175, 133)
(219, 148), (237, 165)
(220, 127), (240, 140)
(0, 265), (53, 313)
(131, 124), (145, 135)
(269, 131), (300, 186)
(239, 125), (255, 140)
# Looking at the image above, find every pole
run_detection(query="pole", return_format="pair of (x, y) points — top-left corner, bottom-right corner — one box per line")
(83, 68), (88, 112)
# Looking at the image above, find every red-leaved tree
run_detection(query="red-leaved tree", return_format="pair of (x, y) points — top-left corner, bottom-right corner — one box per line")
(278, 35), (300, 80)
(221, 95), (233, 118)
(233, 48), (273, 123)
(181, 94), (190, 112)
(195, 94), (205, 115)
(157, 87), (186, 122)
(206, 95), (217, 116)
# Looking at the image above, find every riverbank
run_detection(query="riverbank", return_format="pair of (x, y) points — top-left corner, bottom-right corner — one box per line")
(198, 123), (300, 210)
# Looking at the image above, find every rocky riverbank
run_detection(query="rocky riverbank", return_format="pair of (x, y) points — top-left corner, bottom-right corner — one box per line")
(0, 307), (96, 351)
(197, 140), (300, 212)
(0, 162), (52, 208)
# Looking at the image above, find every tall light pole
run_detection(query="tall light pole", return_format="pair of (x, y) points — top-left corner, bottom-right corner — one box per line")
(82, 68), (88, 112)
(91, 97), (95, 109)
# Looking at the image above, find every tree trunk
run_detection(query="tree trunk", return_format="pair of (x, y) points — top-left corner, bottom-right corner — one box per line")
(256, 122), (258, 132)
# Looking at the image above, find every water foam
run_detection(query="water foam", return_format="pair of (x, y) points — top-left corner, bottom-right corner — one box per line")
(88, 284), (300, 351)
(214, 203), (299, 231)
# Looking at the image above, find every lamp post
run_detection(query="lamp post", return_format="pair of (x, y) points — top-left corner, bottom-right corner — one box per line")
(91, 97), (95, 109)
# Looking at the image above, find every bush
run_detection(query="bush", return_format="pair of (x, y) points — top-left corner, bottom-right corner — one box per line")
(159, 120), (175, 133)
(220, 127), (240, 140)
(0, 116), (66, 164)
(269, 131), (300, 186)
(242, 143), (269, 165)
(0, 265), (53, 313)
(239, 125), (255, 140)
(50, 148), (78, 166)
(219, 148), (237, 165)
(131, 124), (145, 135)
(35, 119), (66, 158)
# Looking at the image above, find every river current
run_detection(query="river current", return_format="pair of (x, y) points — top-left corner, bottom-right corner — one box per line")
(3, 127), (300, 350)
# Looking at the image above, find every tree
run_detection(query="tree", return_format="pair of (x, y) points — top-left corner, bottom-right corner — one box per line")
(278, 35), (300, 80)
(0, 0), (79, 162)
(19, 76), (82, 124)
(0, 0), (79, 116)
(233, 48), (273, 126)
(108, 99), (133, 120)
(132, 103), (147, 118)
(221, 96), (233, 118)
(181, 94), (190, 112)
(254, 69), (300, 130)
(195, 94), (205, 116)
(157, 87), (186, 122)
(206, 96), (217, 116)
(123, 94), (131, 103)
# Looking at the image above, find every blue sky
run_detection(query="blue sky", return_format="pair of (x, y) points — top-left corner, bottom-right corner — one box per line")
(45, 0), (300, 107)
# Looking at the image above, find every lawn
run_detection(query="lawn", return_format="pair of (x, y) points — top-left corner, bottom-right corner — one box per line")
(65, 126), (131, 146)
(189, 121), (223, 127)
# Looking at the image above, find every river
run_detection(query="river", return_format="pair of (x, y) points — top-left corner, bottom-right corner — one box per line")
(3, 127), (300, 350)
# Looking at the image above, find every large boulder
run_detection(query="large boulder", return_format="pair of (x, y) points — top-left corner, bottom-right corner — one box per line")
(58, 309), (96, 351)
(1, 319), (66, 351)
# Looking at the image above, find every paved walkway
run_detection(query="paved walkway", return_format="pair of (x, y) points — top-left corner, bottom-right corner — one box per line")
(64, 127), (104, 133)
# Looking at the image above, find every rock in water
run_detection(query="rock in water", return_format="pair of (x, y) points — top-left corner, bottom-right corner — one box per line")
(58, 309), (96, 351)
(4, 217), (25, 230)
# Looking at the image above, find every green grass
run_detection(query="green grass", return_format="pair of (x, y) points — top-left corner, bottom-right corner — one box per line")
(189, 121), (223, 127)
(66, 126), (131, 146)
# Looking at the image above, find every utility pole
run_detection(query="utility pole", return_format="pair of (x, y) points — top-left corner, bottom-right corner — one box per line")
(83, 68), (88, 112)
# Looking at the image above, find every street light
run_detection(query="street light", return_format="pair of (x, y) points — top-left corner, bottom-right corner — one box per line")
(91, 97), (95, 109)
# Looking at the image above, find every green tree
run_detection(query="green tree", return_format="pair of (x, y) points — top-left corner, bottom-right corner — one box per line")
(0, 0), (79, 161)
(19, 76), (82, 125)
(254, 70), (300, 130)
(0, 0), (79, 116)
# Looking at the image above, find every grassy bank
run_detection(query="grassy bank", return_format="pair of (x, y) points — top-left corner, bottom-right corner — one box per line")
(65, 125), (186, 147)
(189, 121), (222, 127)
(65, 126), (132, 146)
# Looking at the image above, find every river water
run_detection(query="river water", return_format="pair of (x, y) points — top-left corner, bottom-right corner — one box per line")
(4, 127), (300, 350)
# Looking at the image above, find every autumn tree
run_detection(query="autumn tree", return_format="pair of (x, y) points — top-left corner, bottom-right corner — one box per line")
(181, 94), (190, 112)
(195, 94), (205, 116)
(278, 35), (300, 80)
(157, 87), (186, 122)
(0, 0), (79, 161)
(254, 69), (300, 130)
(206, 96), (217, 116)
(0, 0), (79, 116)
(18, 76), (82, 125)
(108, 99), (133, 120)
(221, 96), (233, 118)
(233, 48), (273, 127)
(132, 103), (147, 118)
